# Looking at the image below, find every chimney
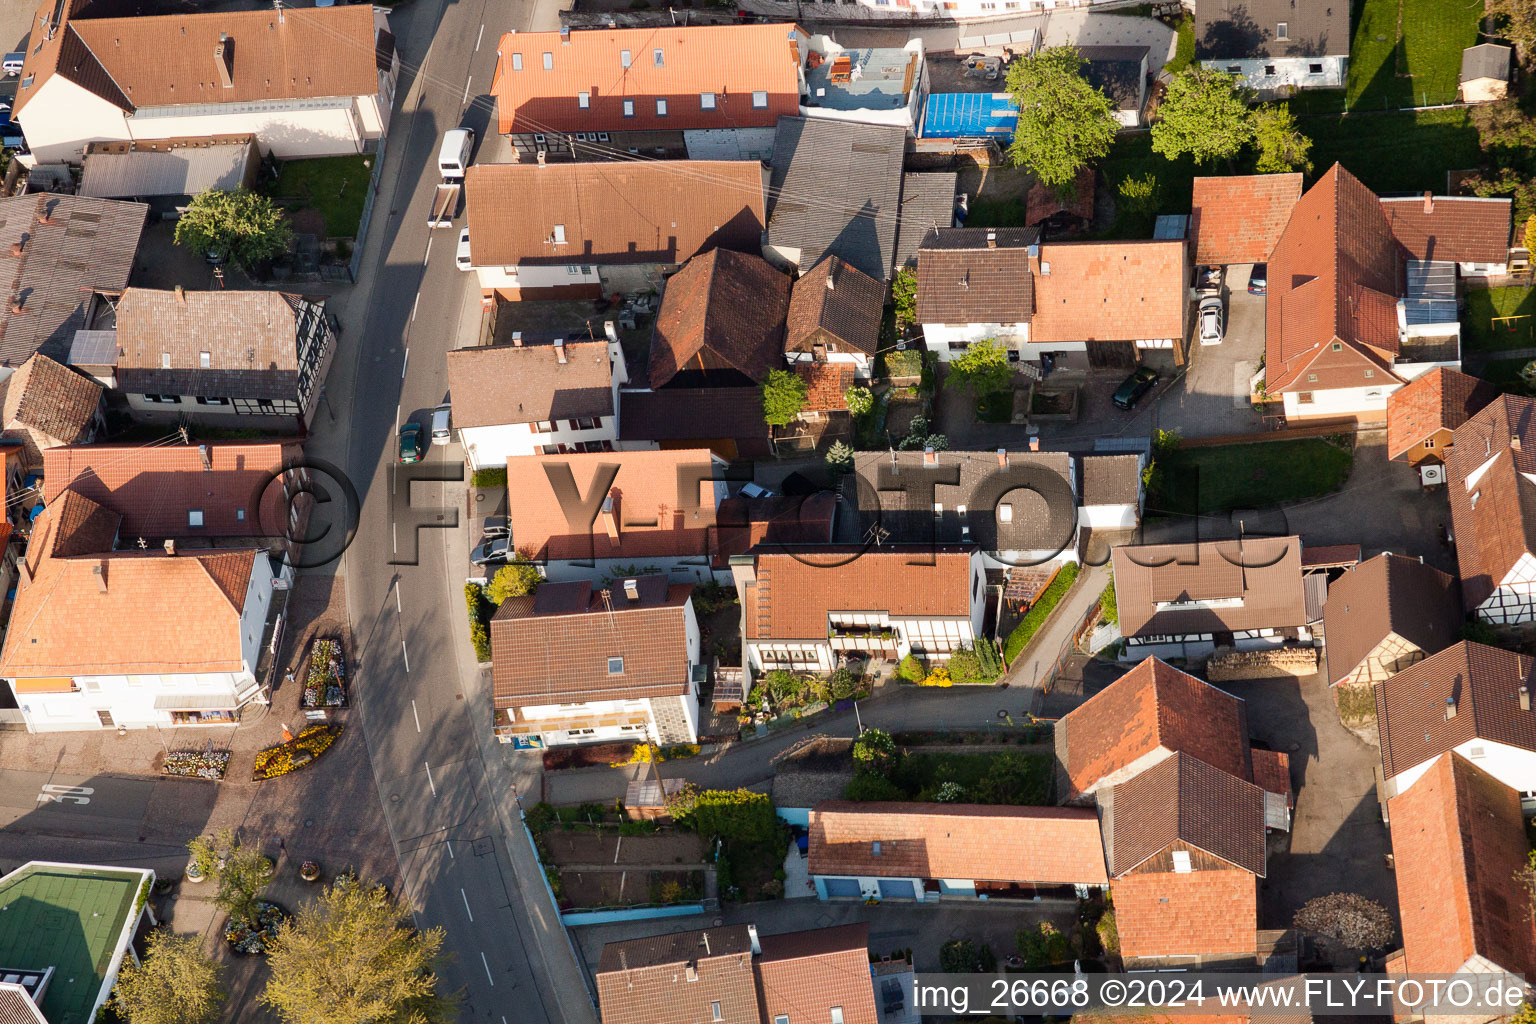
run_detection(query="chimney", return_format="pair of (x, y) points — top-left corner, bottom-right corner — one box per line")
(92, 563), (107, 593)
(996, 448), (1007, 467)
(923, 446), (937, 465)
(1445, 695), (1457, 720)
(684, 964), (698, 982)
(554, 338), (567, 364)
(986, 230), (997, 249)
(1513, 435), (1522, 452)
(604, 320), (620, 346)
(215, 35), (233, 89)
(599, 493), (620, 543)
(1029, 436), (1040, 452)
(512, 331), (523, 346)
(536, 149), (547, 167)
(9, 297), (22, 315)
(1422, 190), (1433, 215)
(747, 924), (761, 956)
(825, 269), (835, 291)
(623, 578), (639, 601)
(175, 284), (186, 305)
(1522, 685), (1531, 712)
(8, 241), (21, 257)
(163, 538), (176, 556)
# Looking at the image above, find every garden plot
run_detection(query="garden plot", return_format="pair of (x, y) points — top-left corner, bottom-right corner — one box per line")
(542, 830), (704, 868)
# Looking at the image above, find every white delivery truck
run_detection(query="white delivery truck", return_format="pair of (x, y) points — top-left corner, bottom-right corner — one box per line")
(428, 128), (475, 229)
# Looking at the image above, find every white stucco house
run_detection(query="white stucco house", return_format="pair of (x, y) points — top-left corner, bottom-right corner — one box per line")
(0, 491), (278, 732)
(13, 2), (398, 166)
(447, 324), (628, 471)
(1195, 0), (1349, 93)
(490, 575), (702, 749)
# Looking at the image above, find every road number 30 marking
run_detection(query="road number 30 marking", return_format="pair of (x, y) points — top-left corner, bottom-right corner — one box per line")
(37, 784), (92, 805)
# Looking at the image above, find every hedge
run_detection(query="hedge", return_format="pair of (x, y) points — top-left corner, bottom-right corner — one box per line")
(690, 788), (776, 843)
(471, 467), (507, 488)
(465, 584), (492, 661)
(1002, 562), (1080, 663)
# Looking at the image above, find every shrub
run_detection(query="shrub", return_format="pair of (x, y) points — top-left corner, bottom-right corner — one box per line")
(1096, 909), (1120, 956)
(825, 440), (855, 472)
(610, 743), (657, 767)
(486, 557), (542, 604)
(891, 268), (917, 330)
(844, 773), (905, 801)
(690, 788), (777, 843)
(761, 369), (809, 426)
(1002, 562), (1080, 662)
(1117, 172), (1160, 217)
(853, 729), (896, 772)
(843, 386), (874, 417)
(935, 781), (965, 802)
(920, 666), (953, 687)
(1017, 922), (1073, 968)
(1099, 578), (1118, 626)
(827, 666), (859, 701)
(465, 584), (491, 661)
(524, 802), (558, 834)
(947, 641), (1002, 685)
(471, 467), (507, 489)
(885, 348), (923, 379)
(897, 654), (925, 683)
(939, 939), (996, 973)
(691, 581), (738, 616)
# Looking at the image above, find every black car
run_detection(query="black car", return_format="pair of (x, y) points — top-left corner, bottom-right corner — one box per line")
(1112, 367), (1160, 410)
(1248, 263), (1268, 295)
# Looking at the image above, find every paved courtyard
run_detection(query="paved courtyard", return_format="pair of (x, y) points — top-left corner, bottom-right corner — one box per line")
(1153, 264), (1268, 440)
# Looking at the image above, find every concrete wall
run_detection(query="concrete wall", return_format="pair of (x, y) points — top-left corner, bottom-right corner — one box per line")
(461, 418), (618, 468)
(684, 127), (777, 161)
(1201, 54), (1347, 92)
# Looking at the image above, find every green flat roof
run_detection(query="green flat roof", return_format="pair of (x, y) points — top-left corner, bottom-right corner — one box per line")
(0, 864), (148, 1024)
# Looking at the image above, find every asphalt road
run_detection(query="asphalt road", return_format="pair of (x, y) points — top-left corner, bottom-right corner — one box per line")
(0, 770), (153, 834)
(311, 0), (598, 1020)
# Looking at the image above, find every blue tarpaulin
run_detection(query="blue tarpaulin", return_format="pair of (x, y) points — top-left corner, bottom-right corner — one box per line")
(920, 92), (1018, 139)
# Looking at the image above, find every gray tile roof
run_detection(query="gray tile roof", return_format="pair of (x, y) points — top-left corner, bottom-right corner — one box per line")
(1078, 454), (1142, 506)
(894, 172), (958, 271)
(1462, 44), (1512, 83)
(1076, 46), (1148, 111)
(1194, 0), (1350, 60)
(767, 117), (905, 281)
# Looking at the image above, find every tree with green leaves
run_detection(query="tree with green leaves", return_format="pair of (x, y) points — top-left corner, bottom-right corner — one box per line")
(945, 339), (1014, 397)
(111, 930), (227, 1024)
(263, 878), (457, 1024)
(843, 386), (874, 417)
(760, 369), (808, 427)
(1116, 173), (1161, 217)
(1486, 0), (1536, 66)
(189, 829), (272, 928)
(1251, 103), (1313, 173)
(824, 440), (855, 472)
(1151, 66), (1255, 166)
(486, 556), (542, 605)
(891, 268), (918, 331)
(174, 188), (293, 269)
(1005, 47), (1119, 195)
(852, 728), (896, 774)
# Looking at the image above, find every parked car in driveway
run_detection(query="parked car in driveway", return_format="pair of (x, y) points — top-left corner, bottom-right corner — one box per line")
(1112, 367), (1160, 410)
(455, 228), (473, 271)
(480, 515), (509, 539)
(471, 536), (511, 566)
(1195, 264), (1223, 296)
(398, 422), (424, 464)
(1198, 296), (1226, 346)
(1248, 263), (1267, 294)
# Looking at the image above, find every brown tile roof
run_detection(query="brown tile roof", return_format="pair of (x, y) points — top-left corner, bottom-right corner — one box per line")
(785, 257), (884, 357)
(1026, 167), (1095, 229)
(1193, 0), (1349, 60)
(915, 227), (1036, 325)
(465, 161), (766, 269)
(1106, 751), (1267, 876)
(795, 362), (854, 412)
(596, 925), (759, 1024)
(1265, 164), (1404, 394)
(1031, 240), (1186, 344)
(504, 448), (722, 562)
(1056, 657), (1252, 801)
(0, 194), (146, 367)
(711, 493), (837, 567)
(808, 802), (1108, 885)
(491, 24), (802, 136)
(742, 547), (975, 640)
(1375, 641), (1536, 780)
(1386, 752), (1536, 975)
(1189, 174), (1303, 265)
(1386, 367), (1497, 461)
(755, 924), (879, 1024)
(490, 574), (693, 708)
(16, 2), (382, 115)
(1250, 749), (1291, 802)
(618, 388), (771, 458)
(1321, 553), (1464, 686)
(1111, 868), (1258, 961)
(0, 354), (101, 449)
(0, 494), (259, 677)
(1445, 394), (1536, 609)
(1379, 196), (1512, 265)
(115, 290), (316, 401)
(649, 250), (790, 389)
(42, 441), (298, 540)
(1300, 543), (1361, 568)
(1109, 537), (1307, 639)
(447, 340), (613, 428)
(1078, 454), (1142, 506)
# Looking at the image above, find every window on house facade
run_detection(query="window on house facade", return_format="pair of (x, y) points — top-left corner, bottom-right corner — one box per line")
(143, 394), (180, 404)
(701, 92), (716, 109)
(578, 91), (590, 108)
(1309, 62), (1323, 74)
(511, 52), (523, 70)
(1424, 438), (1435, 448)
(195, 396), (229, 405)
(608, 657), (624, 673)
(1276, 21), (1288, 38)
(1264, 65), (1276, 76)
(534, 420), (555, 432)
(188, 510), (205, 527)
(1172, 850), (1192, 872)
(542, 52), (553, 69)
(1227, 65), (1241, 73)
(1298, 392), (1314, 404)
(1331, 341), (1343, 351)
(1307, 373), (1318, 382)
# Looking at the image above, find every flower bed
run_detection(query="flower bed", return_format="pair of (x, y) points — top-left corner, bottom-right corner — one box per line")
(225, 900), (287, 954)
(252, 724), (343, 780)
(302, 636), (348, 708)
(162, 749), (231, 780)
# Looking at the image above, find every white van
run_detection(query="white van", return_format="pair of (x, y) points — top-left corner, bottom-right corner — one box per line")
(2, 54), (23, 77)
(438, 128), (474, 181)
(431, 404), (452, 445)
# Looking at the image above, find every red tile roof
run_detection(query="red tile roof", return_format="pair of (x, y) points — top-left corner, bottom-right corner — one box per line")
(1250, 749), (1291, 803)
(796, 362), (855, 412)
(504, 448), (723, 562)
(1189, 174), (1303, 265)
(649, 249), (790, 389)
(1387, 752), (1536, 975)
(1112, 869), (1258, 961)
(1265, 164), (1404, 394)
(808, 802), (1109, 885)
(755, 924), (879, 1024)
(489, 575), (693, 708)
(1056, 657), (1251, 801)
(710, 493), (837, 566)
(490, 24), (803, 136)
(42, 442), (298, 540)
(1385, 367), (1497, 461)
(1379, 195), (1512, 265)
(1031, 240), (1186, 344)
(1444, 394), (1536, 609)
(742, 548), (975, 641)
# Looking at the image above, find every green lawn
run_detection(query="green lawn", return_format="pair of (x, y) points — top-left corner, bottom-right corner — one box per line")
(1153, 437), (1354, 516)
(264, 154), (372, 238)
(1307, 108), (1479, 194)
(1346, 0), (1481, 109)
(1097, 133), (1199, 239)
(1003, 561), (1080, 662)
(966, 196), (1031, 229)
(1464, 287), (1536, 353)
(1165, 15), (1195, 75)
(1476, 357), (1533, 395)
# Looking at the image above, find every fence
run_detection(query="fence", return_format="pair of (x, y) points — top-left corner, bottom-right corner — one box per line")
(347, 136), (387, 283)
(517, 809), (599, 1007)
(1036, 599), (1103, 697)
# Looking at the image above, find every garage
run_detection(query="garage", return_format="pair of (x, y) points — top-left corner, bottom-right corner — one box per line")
(878, 879), (918, 900)
(823, 877), (861, 898)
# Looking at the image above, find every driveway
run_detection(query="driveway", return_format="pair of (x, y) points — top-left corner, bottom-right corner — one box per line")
(1153, 264), (1267, 440)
